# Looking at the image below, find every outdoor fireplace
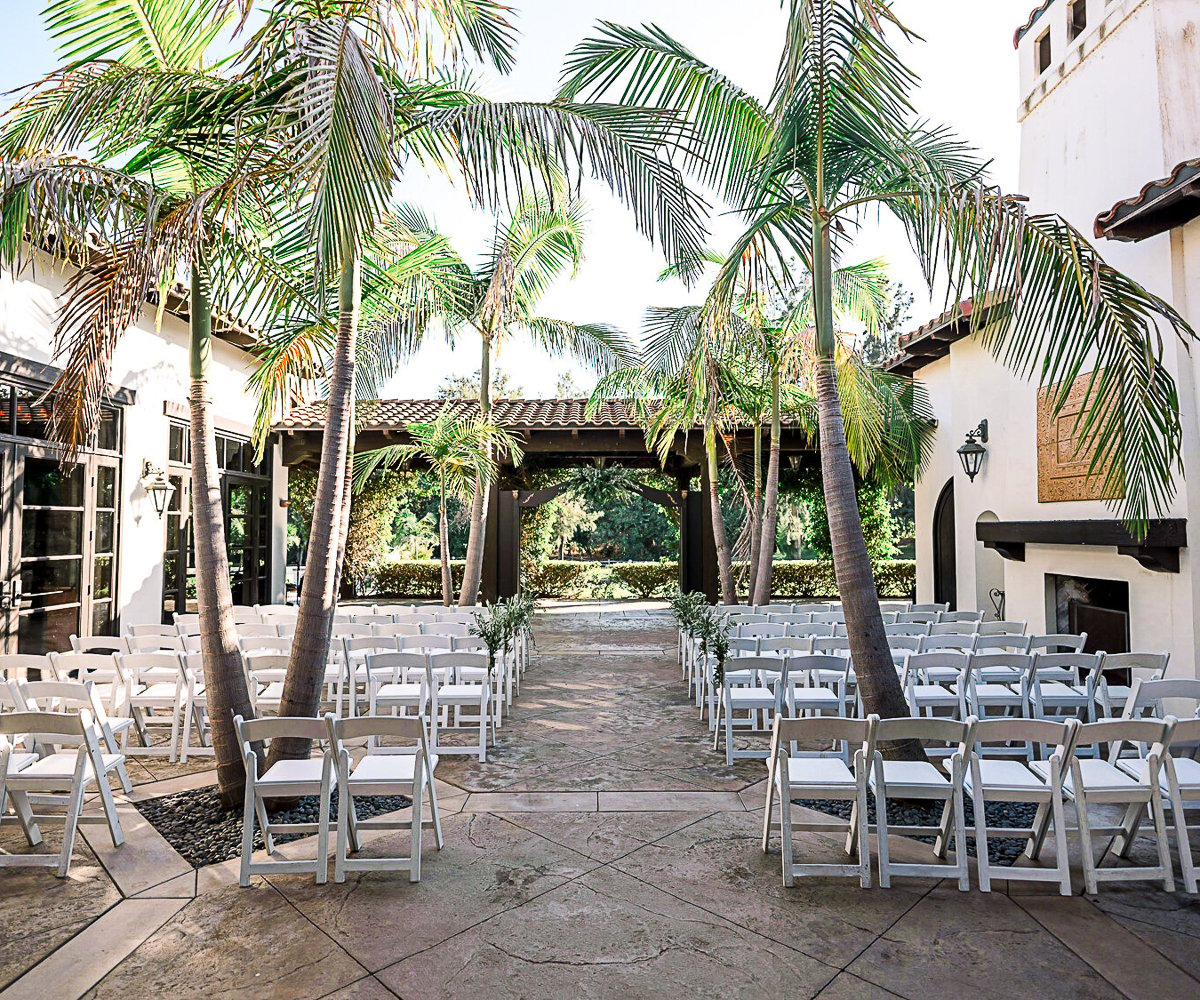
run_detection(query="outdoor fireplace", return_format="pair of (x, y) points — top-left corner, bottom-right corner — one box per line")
(1049, 574), (1131, 681)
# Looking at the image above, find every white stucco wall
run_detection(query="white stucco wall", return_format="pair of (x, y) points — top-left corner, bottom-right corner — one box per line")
(0, 258), (288, 630)
(912, 0), (1200, 677)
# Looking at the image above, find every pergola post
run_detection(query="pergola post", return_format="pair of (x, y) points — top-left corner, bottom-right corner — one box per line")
(682, 474), (718, 602)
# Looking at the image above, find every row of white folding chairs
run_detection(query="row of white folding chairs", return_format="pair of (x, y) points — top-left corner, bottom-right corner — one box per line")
(234, 712), (444, 886)
(724, 609), (982, 628)
(763, 712), (1200, 895)
(0, 685), (128, 876)
(717, 601), (939, 616)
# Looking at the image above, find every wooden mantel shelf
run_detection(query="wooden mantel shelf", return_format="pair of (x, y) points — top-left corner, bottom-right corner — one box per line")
(975, 519), (1188, 574)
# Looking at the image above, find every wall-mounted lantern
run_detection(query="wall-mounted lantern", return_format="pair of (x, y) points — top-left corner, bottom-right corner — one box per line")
(957, 419), (989, 482)
(140, 460), (175, 516)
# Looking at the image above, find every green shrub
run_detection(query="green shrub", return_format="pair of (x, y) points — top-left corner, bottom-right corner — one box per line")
(523, 561), (590, 598)
(374, 560), (465, 598)
(762, 560), (915, 600)
(870, 560), (917, 599)
(609, 562), (677, 599)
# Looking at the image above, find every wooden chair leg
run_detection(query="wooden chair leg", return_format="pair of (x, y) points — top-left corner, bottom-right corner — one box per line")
(57, 781), (86, 878)
(411, 777), (424, 883)
(334, 785), (349, 884)
(1074, 788), (1099, 896)
(1148, 791), (1176, 892)
(315, 778), (332, 885)
(240, 779), (257, 888)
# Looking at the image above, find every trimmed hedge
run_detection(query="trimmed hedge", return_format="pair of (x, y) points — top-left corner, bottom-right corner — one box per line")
(365, 558), (915, 601)
(610, 562), (678, 600)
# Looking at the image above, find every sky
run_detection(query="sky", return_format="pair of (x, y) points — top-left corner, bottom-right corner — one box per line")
(1, 1), (1036, 398)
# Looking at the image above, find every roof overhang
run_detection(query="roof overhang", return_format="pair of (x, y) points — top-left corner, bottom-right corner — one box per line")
(882, 300), (977, 377)
(1094, 157), (1200, 242)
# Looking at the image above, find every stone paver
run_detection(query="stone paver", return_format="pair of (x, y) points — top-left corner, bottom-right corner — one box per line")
(4, 603), (1199, 999)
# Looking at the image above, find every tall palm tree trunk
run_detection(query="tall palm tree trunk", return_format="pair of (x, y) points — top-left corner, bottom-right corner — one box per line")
(753, 370), (782, 605)
(459, 334), (492, 605)
(269, 254), (360, 767)
(748, 419), (763, 601)
(439, 471), (453, 605)
(188, 264), (259, 807)
(706, 427), (737, 605)
(813, 222), (916, 752)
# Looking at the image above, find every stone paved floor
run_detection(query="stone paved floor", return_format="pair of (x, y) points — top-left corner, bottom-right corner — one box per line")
(3, 604), (1200, 999)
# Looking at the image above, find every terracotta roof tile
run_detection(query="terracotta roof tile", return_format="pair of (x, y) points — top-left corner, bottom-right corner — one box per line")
(274, 397), (641, 432)
(1014, 1), (1054, 48)
(1093, 156), (1200, 239)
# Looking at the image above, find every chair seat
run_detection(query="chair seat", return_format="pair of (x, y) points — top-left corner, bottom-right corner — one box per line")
(17, 752), (124, 781)
(258, 757), (327, 787)
(965, 759), (1047, 793)
(922, 667), (962, 683)
(350, 752), (439, 786)
(979, 667), (1023, 682)
(788, 687), (841, 704)
(956, 682), (1022, 702)
(785, 756), (856, 786)
(870, 760), (951, 791)
(5, 752), (37, 773)
(910, 684), (958, 704)
(376, 683), (422, 701)
(727, 687), (775, 706)
(107, 716), (137, 734)
(1117, 756), (1200, 791)
(438, 683), (487, 701)
(1031, 758), (1138, 793)
(1033, 682), (1088, 705)
(130, 683), (179, 702)
(257, 682), (284, 702)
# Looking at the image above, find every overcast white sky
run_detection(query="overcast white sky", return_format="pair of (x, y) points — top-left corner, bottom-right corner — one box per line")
(2, 1), (1036, 397)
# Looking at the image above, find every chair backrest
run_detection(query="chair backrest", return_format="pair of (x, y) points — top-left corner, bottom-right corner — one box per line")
(727, 637), (759, 655)
(1075, 717), (1169, 757)
(767, 613), (812, 625)
(928, 621), (977, 637)
(125, 624), (178, 638)
(963, 652), (1033, 682)
(874, 715), (972, 748)
(939, 610), (983, 623)
(885, 622), (930, 637)
(435, 611), (475, 624)
(373, 622), (422, 637)
(909, 603), (949, 614)
(47, 652), (120, 684)
(971, 717), (1077, 758)
(365, 651), (430, 685)
(1031, 651), (1099, 678)
(343, 636), (399, 660)
(173, 613), (201, 635)
(1030, 633), (1087, 654)
(0, 709), (93, 749)
(239, 635), (291, 655)
(126, 633), (185, 653)
(327, 712), (426, 748)
(116, 651), (183, 686)
(787, 622), (835, 639)
(918, 633), (976, 653)
(0, 654), (51, 684)
(238, 623), (281, 639)
(19, 679), (94, 713)
(794, 603), (833, 614)
(373, 604), (413, 616)
(887, 635), (922, 655)
(351, 613), (395, 626)
(878, 602), (911, 614)
(1122, 677), (1200, 718)
(429, 651), (490, 683)
(722, 654), (784, 684)
(976, 620), (1027, 636)
(810, 635), (852, 656)
(332, 623), (373, 639)
(784, 653), (851, 685)
(1166, 718), (1200, 757)
(810, 612), (845, 625)
(234, 713), (328, 750)
(399, 634), (453, 651)
(902, 650), (968, 682)
(394, 613), (437, 626)
(423, 621), (469, 638)
(242, 652), (290, 676)
(757, 637), (812, 656)
(256, 603), (298, 616)
(896, 611), (939, 624)
(972, 633), (1032, 653)
(230, 607), (262, 626)
(452, 635), (487, 652)
(1099, 651), (1169, 678)
(736, 622), (785, 639)
(757, 603), (795, 614)
(70, 634), (127, 655)
(772, 713), (876, 760)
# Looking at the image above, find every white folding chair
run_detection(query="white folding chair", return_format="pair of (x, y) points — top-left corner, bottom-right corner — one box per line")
(926, 623), (977, 639)
(424, 621), (469, 638)
(341, 636), (399, 716)
(762, 714), (878, 888)
(70, 634), (127, 655)
(18, 679), (135, 792)
(787, 622), (835, 639)
(116, 652), (186, 760)
(714, 655), (784, 765)
(878, 602), (912, 614)
(780, 654), (849, 731)
(910, 603), (949, 614)
(125, 624), (180, 640)
(0, 654), (52, 685)
(374, 622), (422, 638)
(239, 635), (292, 656)
(428, 652), (495, 762)
(939, 610), (984, 624)
(901, 651), (968, 720)
(870, 716), (974, 890)
(976, 620), (1027, 636)
(885, 622), (930, 638)
(47, 652), (131, 734)
(1093, 652), (1169, 719)
(896, 611), (939, 625)
(1034, 718), (1174, 894)
(0, 710), (124, 877)
(964, 718), (1079, 895)
(1030, 633), (1087, 655)
(325, 713), (443, 883)
(233, 714), (335, 886)
(242, 652), (289, 714)
(366, 651), (433, 738)
(1028, 652), (1101, 724)
(972, 633), (1032, 654)
(957, 653), (1033, 737)
(737, 622), (786, 640)
(178, 652), (213, 763)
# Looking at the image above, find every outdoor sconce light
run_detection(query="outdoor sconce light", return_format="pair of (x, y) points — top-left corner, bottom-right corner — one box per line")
(140, 460), (175, 516)
(957, 419), (989, 482)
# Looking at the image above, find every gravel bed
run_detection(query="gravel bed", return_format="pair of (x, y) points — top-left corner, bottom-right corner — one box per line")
(136, 786), (412, 869)
(792, 796), (1040, 865)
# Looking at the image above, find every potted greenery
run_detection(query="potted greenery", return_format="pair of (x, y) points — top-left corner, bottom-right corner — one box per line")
(470, 602), (508, 678)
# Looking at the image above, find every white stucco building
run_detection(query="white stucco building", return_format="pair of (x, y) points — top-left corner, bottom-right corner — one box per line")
(890, 0), (1200, 677)
(0, 256), (288, 653)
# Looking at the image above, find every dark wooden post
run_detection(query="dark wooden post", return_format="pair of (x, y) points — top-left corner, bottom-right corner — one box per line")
(497, 489), (521, 599)
(681, 476), (718, 602)
(480, 485), (502, 602)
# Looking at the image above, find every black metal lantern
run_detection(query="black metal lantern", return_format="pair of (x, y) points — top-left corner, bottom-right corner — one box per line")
(141, 461), (175, 516)
(957, 419), (988, 482)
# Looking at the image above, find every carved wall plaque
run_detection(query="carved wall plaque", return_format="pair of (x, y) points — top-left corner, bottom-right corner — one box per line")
(1037, 372), (1124, 503)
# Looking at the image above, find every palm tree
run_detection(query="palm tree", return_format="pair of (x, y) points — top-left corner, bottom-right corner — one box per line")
(393, 194), (639, 605)
(220, 2), (708, 770)
(562, 2), (1192, 744)
(0, 0), (273, 805)
(354, 408), (523, 605)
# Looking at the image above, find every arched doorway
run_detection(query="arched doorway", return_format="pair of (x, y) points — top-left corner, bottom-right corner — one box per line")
(975, 511), (1005, 620)
(932, 479), (956, 610)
